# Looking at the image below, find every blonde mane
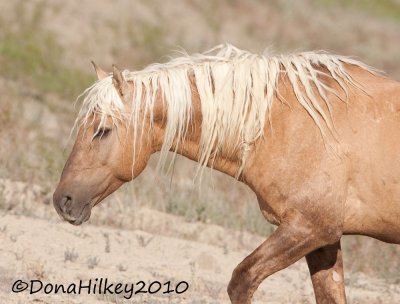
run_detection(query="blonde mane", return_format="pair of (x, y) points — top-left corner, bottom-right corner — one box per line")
(75, 44), (379, 178)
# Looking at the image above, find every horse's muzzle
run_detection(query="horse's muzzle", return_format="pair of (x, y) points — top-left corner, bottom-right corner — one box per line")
(53, 191), (91, 225)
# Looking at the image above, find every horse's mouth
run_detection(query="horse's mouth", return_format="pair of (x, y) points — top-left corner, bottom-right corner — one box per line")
(58, 203), (92, 226)
(66, 207), (92, 225)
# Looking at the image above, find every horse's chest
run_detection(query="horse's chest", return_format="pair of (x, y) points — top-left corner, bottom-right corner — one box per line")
(256, 196), (282, 226)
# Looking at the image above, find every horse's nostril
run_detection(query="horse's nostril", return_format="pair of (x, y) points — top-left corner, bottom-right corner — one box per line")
(60, 195), (73, 213)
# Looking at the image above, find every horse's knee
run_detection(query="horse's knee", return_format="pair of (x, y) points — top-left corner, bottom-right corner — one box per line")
(227, 264), (253, 304)
(226, 209), (343, 303)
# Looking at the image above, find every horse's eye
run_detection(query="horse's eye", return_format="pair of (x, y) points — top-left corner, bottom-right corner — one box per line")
(94, 127), (111, 139)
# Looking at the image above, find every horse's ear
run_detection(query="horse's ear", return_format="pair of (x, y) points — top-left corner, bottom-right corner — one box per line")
(112, 65), (129, 97)
(91, 61), (108, 80)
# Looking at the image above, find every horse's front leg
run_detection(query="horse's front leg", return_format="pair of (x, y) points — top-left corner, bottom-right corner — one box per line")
(306, 240), (347, 304)
(227, 208), (340, 304)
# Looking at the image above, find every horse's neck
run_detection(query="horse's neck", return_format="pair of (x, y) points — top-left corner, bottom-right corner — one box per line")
(151, 79), (242, 179)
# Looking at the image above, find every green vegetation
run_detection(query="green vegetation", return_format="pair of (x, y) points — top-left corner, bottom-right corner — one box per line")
(320, 0), (400, 21)
(0, 32), (92, 100)
(126, 22), (171, 67)
(0, 3), (93, 100)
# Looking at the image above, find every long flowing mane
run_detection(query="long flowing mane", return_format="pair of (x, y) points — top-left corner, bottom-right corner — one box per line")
(75, 44), (379, 177)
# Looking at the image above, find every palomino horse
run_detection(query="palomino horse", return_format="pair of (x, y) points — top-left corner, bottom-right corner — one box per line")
(53, 44), (400, 303)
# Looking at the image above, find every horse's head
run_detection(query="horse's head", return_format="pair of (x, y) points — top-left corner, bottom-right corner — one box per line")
(53, 64), (154, 225)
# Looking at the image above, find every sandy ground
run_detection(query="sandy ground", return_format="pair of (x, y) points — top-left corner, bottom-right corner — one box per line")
(1, 185), (400, 304)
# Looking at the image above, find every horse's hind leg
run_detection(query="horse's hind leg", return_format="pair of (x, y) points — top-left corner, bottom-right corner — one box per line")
(306, 241), (347, 304)
(227, 208), (341, 304)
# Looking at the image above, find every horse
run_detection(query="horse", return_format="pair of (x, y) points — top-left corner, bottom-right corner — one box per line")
(53, 44), (400, 304)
